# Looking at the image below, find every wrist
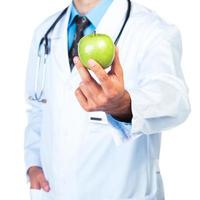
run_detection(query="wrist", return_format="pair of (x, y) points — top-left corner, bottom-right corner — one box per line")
(108, 90), (132, 122)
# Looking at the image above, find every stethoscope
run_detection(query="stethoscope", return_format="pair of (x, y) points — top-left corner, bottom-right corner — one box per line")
(29, 0), (131, 103)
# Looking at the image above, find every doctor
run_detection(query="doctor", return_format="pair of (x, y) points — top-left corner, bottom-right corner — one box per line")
(25, 0), (190, 199)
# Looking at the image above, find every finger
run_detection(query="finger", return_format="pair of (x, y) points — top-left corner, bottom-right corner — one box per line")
(79, 83), (95, 103)
(87, 59), (111, 91)
(78, 85), (99, 111)
(74, 57), (105, 93)
(30, 180), (41, 189)
(110, 48), (123, 77)
(38, 174), (50, 192)
(80, 82), (103, 107)
(74, 56), (93, 82)
(75, 88), (88, 109)
(79, 77), (102, 99)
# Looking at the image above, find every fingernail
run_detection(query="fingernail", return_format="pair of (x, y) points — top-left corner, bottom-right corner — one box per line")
(44, 185), (50, 191)
(88, 59), (96, 67)
(73, 57), (78, 64)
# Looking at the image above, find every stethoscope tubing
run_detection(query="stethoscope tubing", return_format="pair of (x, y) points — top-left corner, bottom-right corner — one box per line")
(33, 0), (131, 102)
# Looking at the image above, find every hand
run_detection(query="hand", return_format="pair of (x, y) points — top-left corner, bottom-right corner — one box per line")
(74, 48), (132, 121)
(27, 166), (50, 192)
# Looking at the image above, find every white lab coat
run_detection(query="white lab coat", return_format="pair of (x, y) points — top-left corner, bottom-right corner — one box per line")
(24, 0), (190, 199)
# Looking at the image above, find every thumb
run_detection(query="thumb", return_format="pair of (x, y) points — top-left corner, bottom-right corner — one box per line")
(38, 174), (50, 192)
(111, 48), (123, 77)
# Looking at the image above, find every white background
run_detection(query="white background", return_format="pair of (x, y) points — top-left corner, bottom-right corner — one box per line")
(0, 0), (199, 199)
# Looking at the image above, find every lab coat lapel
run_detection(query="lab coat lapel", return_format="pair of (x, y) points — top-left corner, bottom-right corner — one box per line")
(96, 0), (128, 44)
(51, 5), (72, 79)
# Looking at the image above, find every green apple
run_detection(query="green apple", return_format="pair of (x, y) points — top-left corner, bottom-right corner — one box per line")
(78, 32), (115, 69)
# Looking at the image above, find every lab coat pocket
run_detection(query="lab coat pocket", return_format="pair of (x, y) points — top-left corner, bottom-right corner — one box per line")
(30, 189), (42, 200)
(88, 111), (109, 133)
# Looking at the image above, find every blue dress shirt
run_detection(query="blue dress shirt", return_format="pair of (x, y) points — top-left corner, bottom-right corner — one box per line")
(67, 0), (113, 50)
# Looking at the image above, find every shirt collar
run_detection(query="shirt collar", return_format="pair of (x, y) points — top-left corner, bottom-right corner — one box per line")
(68, 2), (79, 26)
(68, 0), (113, 28)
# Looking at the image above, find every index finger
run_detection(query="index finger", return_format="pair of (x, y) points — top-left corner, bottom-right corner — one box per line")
(73, 57), (92, 83)
(88, 59), (111, 90)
